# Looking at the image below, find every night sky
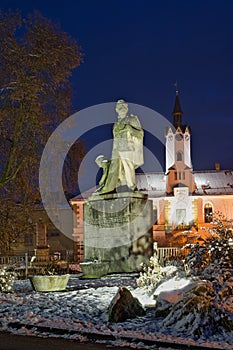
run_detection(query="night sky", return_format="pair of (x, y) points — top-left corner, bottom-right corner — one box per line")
(1, 0), (233, 177)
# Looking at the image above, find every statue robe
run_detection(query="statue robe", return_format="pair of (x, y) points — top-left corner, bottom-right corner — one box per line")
(98, 114), (144, 193)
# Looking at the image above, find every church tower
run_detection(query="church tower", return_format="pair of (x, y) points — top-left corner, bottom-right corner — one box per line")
(165, 90), (194, 194)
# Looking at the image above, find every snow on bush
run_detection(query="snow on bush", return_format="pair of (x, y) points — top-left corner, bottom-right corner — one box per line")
(0, 266), (15, 292)
(185, 212), (233, 276)
(136, 256), (162, 293)
(136, 255), (178, 294)
(153, 213), (233, 338)
(209, 211), (233, 240)
(157, 280), (233, 337)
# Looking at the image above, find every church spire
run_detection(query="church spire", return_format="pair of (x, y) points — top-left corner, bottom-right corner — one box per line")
(172, 85), (183, 129)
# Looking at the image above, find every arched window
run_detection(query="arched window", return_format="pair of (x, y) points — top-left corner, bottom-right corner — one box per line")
(204, 203), (213, 223)
(177, 151), (182, 161)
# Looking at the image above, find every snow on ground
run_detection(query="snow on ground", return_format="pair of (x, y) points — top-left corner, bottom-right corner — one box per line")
(153, 277), (190, 296)
(132, 276), (191, 308)
(0, 274), (232, 349)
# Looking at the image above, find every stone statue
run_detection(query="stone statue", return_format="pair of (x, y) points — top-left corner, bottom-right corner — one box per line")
(95, 155), (110, 193)
(95, 99), (144, 194)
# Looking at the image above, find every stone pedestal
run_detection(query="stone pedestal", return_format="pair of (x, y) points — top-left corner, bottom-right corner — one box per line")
(83, 192), (153, 273)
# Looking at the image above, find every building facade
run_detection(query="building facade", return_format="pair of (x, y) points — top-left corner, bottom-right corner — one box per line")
(71, 94), (233, 260)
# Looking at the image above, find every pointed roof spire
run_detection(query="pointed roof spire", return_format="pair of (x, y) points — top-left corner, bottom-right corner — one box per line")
(174, 81), (179, 95)
(172, 82), (183, 128)
(173, 94), (183, 115)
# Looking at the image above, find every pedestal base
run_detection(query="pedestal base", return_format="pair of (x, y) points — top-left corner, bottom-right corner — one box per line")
(83, 192), (153, 273)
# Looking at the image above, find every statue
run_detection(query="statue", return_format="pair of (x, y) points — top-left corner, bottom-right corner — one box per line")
(95, 155), (110, 193)
(95, 99), (144, 194)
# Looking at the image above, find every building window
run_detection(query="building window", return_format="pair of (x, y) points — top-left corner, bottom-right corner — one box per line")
(174, 172), (177, 180)
(178, 172), (182, 180)
(24, 233), (33, 246)
(177, 151), (182, 161)
(204, 203), (213, 223)
(47, 231), (60, 237)
(182, 172), (185, 180)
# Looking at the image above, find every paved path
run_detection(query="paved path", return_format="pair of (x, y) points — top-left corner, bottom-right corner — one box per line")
(0, 332), (133, 350)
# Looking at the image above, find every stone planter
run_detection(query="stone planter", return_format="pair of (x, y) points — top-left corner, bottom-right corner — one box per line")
(30, 274), (70, 292)
(80, 261), (110, 278)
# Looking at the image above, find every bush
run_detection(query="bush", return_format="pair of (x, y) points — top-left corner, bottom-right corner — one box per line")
(136, 256), (162, 293)
(185, 212), (233, 276)
(0, 266), (16, 292)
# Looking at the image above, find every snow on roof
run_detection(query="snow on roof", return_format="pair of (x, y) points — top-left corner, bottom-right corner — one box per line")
(136, 172), (166, 197)
(193, 170), (233, 195)
(70, 173), (167, 202)
(70, 170), (233, 202)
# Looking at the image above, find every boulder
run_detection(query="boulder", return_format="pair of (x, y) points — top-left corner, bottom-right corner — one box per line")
(154, 281), (197, 317)
(108, 286), (145, 322)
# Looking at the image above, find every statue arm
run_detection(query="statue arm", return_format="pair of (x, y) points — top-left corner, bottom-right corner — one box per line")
(120, 123), (144, 140)
(114, 122), (143, 137)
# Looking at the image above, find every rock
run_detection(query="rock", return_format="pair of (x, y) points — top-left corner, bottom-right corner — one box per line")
(108, 286), (145, 322)
(155, 281), (197, 317)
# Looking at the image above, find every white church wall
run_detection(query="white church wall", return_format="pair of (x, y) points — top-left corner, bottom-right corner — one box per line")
(184, 131), (192, 168)
(165, 129), (175, 173)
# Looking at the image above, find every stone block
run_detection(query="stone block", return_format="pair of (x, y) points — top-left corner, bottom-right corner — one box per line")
(83, 193), (153, 273)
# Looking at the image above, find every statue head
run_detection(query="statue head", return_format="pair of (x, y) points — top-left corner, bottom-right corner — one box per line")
(115, 99), (128, 119)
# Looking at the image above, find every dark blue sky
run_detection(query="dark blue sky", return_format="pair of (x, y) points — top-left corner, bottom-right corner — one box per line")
(1, 0), (233, 171)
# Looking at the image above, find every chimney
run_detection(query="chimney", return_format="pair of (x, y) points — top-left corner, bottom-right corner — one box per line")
(215, 163), (220, 171)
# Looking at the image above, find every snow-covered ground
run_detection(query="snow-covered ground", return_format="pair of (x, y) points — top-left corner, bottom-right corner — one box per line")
(0, 274), (232, 349)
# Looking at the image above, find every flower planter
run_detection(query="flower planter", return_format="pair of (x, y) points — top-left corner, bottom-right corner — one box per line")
(80, 261), (110, 278)
(30, 274), (70, 292)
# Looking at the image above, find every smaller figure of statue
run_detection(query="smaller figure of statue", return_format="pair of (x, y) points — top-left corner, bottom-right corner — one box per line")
(95, 155), (110, 193)
(95, 99), (144, 194)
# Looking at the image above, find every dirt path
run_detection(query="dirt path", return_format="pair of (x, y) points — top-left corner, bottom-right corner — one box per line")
(0, 332), (133, 350)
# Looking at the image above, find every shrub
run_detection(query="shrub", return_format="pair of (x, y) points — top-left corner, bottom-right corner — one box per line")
(136, 256), (164, 293)
(0, 266), (16, 292)
(185, 212), (233, 276)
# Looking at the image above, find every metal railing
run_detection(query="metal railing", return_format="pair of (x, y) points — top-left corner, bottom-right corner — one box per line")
(0, 247), (189, 277)
(0, 250), (76, 278)
(157, 247), (182, 260)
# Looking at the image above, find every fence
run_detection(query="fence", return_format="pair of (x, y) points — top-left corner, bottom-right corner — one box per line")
(0, 254), (29, 266)
(0, 250), (76, 278)
(0, 247), (190, 277)
(157, 247), (190, 264)
(157, 247), (181, 261)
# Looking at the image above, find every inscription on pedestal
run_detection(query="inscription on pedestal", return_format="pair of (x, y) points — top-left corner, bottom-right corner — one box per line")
(83, 195), (153, 273)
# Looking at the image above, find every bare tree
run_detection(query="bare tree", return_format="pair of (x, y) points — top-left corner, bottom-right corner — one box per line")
(0, 10), (83, 252)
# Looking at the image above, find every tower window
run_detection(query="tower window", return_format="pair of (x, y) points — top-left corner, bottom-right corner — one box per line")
(174, 172), (177, 180)
(204, 203), (213, 223)
(182, 172), (185, 180)
(177, 151), (182, 161)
